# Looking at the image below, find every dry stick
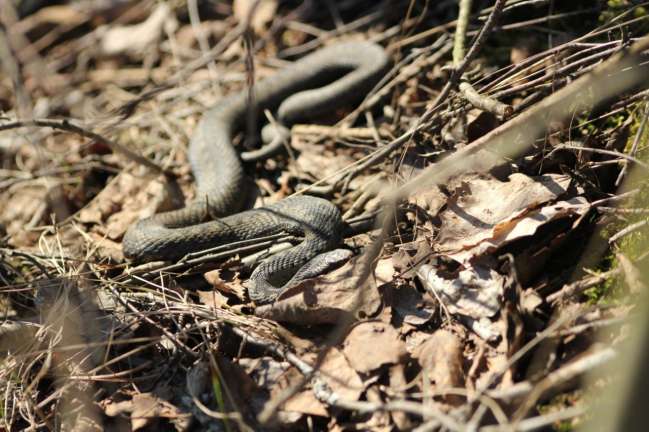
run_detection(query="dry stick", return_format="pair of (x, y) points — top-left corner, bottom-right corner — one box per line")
(512, 347), (617, 423)
(547, 268), (620, 305)
(400, 34), (649, 425)
(399, 34), (649, 198)
(231, 326), (463, 430)
(477, 11), (649, 96)
(421, 0), (508, 124)
(492, 44), (624, 99)
(616, 100), (649, 186)
(549, 143), (649, 171)
(459, 82), (513, 118)
(390, 0), (539, 50)
(341, 0), (507, 190)
(187, 0), (220, 90)
(609, 219), (649, 244)
(0, 119), (166, 175)
(480, 406), (587, 432)
(453, 0), (473, 66)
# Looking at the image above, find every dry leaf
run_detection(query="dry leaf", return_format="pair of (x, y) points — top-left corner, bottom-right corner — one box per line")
(408, 184), (447, 217)
(101, 3), (176, 56)
(130, 392), (187, 431)
(342, 321), (407, 373)
(203, 269), (247, 301)
(391, 285), (436, 328)
(255, 256), (382, 324)
(417, 263), (504, 319)
(314, 348), (364, 402)
(414, 329), (465, 406)
(271, 366), (328, 417)
(233, 0), (278, 33)
(293, 138), (362, 189)
(437, 172), (588, 263)
(375, 257), (395, 284)
(196, 289), (229, 309)
(80, 170), (179, 243)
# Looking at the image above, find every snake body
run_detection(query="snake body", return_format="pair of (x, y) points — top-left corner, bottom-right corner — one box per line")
(123, 41), (389, 303)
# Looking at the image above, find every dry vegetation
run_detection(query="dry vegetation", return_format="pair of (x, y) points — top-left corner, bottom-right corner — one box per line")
(1, 0), (648, 431)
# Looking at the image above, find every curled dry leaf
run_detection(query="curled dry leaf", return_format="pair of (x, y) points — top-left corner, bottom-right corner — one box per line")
(417, 263), (504, 320)
(342, 321), (408, 374)
(80, 171), (178, 240)
(203, 269), (247, 301)
(233, 0), (278, 33)
(413, 329), (465, 406)
(130, 393), (188, 431)
(255, 256), (382, 324)
(273, 368), (328, 417)
(409, 184), (447, 216)
(437, 172), (588, 263)
(391, 284), (436, 328)
(196, 289), (229, 309)
(313, 348), (364, 403)
(101, 3), (177, 56)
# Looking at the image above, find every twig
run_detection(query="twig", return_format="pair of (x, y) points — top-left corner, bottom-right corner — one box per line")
(547, 268), (620, 304)
(421, 0), (508, 124)
(230, 326), (463, 430)
(616, 100), (649, 186)
(187, 0), (220, 90)
(512, 347), (616, 421)
(609, 219), (648, 244)
(617, 253), (648, 292)
(549, 143), (649, 171)
(453, 0), (473, 66)
(480, 405), (586, 431)
(0, 119), (166, 175)
(399, 34), (649, 198)
(459, 82), (513, 118)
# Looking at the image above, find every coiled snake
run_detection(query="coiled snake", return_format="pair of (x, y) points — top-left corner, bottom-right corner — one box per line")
(123, 41), (389, 304)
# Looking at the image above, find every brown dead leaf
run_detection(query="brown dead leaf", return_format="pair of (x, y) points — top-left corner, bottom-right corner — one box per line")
(203, 269), (247, 301)
(437, 173), (587, 263)
(255, 256), (382, 324)
(101, 3), (177, 56)
(293, 138), (362, 189)
(391, 284), (436, 328)
(417, 262), (504, 319)
(342, 321), (408, 374)
(87, 233), (124, 262)
(271, 366), (328, 417)
(314, 348), (364, 402)
(196, 289), (229, 309)
(1, 185), (47, 243)
(80, 170), (180, 246)
(414, 329), (465, 406)
(233, 0), (278, 33)
(409, 184), (447, 216)
(130, 392), (187, 431)
(375, 257), (395, 285)
(392, 241), (434, 278)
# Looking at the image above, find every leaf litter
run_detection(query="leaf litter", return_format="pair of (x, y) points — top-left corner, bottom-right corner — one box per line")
(0, 2), (647, 431)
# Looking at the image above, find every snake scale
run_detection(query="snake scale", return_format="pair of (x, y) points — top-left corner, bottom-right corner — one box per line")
(123, 41), (389, 304)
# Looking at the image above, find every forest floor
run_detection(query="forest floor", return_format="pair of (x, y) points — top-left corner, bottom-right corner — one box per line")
(1, 0), (648, 431)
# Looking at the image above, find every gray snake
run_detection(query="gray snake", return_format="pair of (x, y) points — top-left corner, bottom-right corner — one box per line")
(122, 41), (389, 304)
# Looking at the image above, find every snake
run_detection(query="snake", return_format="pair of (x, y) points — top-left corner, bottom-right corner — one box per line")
(122, 41), (389, 304)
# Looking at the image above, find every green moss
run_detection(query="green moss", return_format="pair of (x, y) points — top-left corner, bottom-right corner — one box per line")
(584, 103), (649, 303)
(537, 392), (584, 431)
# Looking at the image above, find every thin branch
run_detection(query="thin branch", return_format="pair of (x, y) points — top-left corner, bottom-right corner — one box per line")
(453, 0), (473, 66)
(0, 119), (167, 175)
